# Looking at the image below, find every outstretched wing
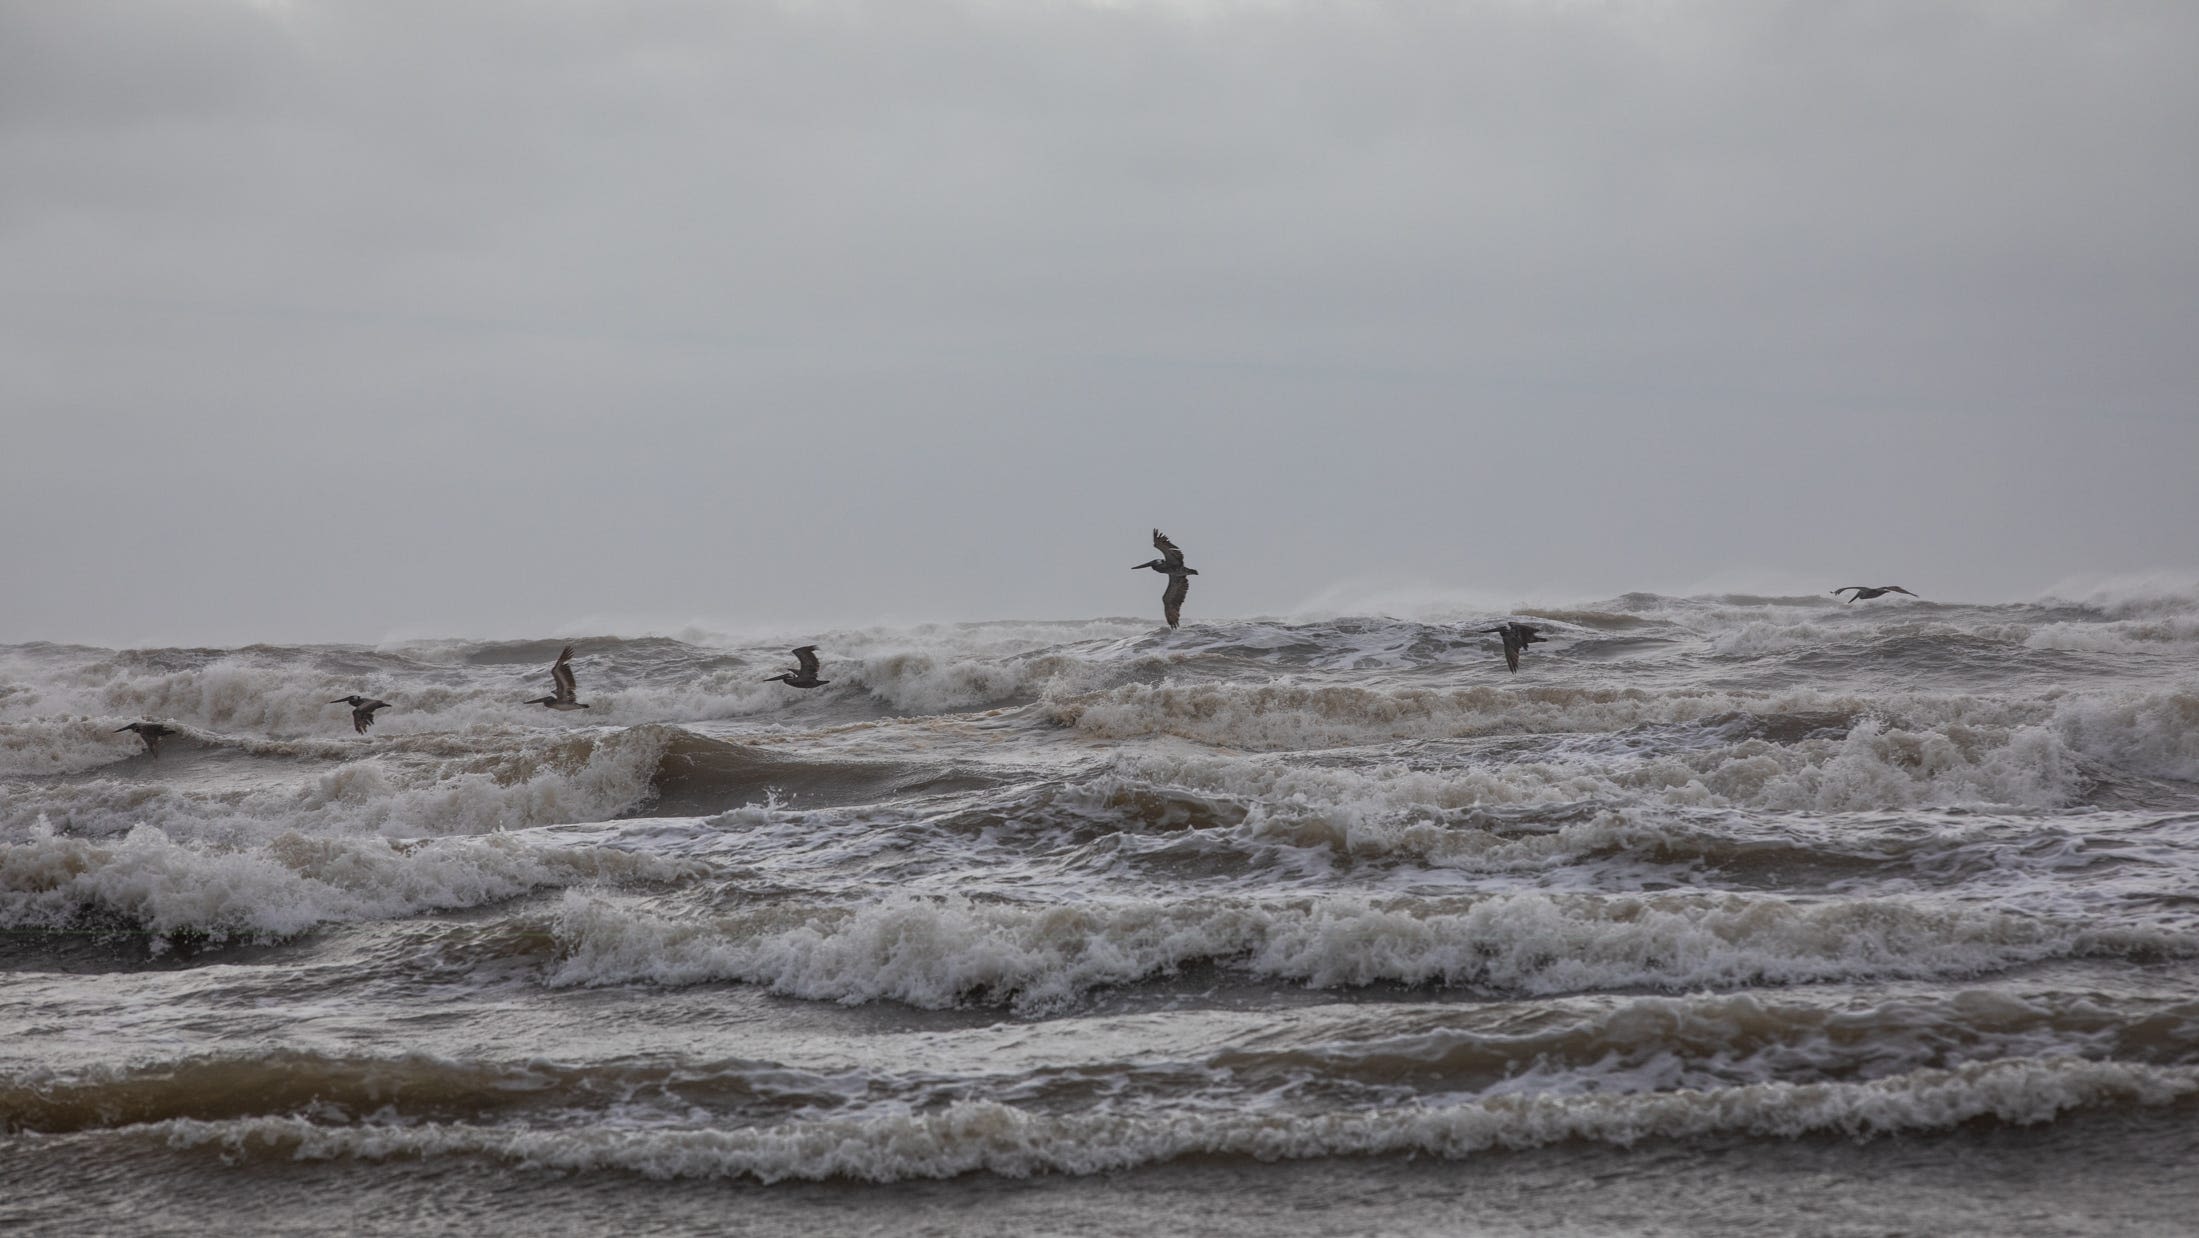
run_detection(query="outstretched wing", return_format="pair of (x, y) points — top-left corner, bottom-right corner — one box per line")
(551, 645), (578, 702)
(1501, 630), (1520, 672)
(1153, 529), (1185, 570)
(792, 645), (821, 676)
(353, 707), (374, 734)
(1162, 574), (1189, 628)
(1883, 586), (1918, 597)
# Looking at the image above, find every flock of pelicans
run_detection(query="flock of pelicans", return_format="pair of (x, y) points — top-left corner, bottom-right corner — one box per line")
(107, 531), (1919, 755)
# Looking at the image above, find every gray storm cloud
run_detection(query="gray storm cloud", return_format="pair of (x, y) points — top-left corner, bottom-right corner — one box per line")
(2, 0), (2194, 643)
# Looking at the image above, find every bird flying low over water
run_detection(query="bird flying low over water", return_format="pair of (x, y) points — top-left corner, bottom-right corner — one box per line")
(1831, 586), (1919, 603)
(331, 696), (391, 734)
(764, 645), (830, 689)
(1483, 622), (1546, 673)
(526, 645), (590, 710)
(1133, 529), (1199, 628)
(114, 722), (175, 756)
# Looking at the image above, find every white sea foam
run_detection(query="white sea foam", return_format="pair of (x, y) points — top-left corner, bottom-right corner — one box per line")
(540, 889), (2180, 1012)
(149, 1057), (2199, 1182)
(0, 824), (696, 941)
(1059, 683), (2091, 810)
(0, 724), (677, 842)
(2038, 571), (2199, 619)
(2052, 682), (2199, 783)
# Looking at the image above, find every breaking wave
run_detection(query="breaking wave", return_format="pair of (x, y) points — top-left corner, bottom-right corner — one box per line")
(0, 825), (695, 943)
(140, 1058), (2199, 1182)
(539, 889), (2187, 1012)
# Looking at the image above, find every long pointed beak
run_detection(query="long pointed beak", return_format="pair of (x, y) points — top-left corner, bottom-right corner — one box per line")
(113, 725), (134, 733)
(329, 698), (350, 705)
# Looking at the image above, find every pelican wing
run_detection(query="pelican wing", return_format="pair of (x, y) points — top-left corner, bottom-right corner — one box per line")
(1162, 574), (1189, 628)
(353, 706), (375, 734)
(1500, 630), (1521, 672)
(1153, 529), (1186, 570)
(1883, 586), (1918, 597)
(551, 645), (579, 702)
(792, 645), (821, 677)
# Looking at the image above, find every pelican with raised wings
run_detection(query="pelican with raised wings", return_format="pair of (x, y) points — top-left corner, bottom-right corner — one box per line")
(765, 645), (830, 689)
(525, 645), (591, 710)
(1133, 529), (1199, 628)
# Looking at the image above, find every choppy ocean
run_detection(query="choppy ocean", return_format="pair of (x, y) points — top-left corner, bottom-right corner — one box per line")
(4, 586), (2197, 1235)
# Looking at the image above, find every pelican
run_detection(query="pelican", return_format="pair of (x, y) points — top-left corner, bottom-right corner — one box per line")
(114, 722), (175, 756)
(765, 645), (830, 689)
(331, 695), (391, 734)
(1831, 586), (1919, 604)
(1132, 529), (1199, 628)
(1483, 621), (1546, 673)
(525, 645), (591, 710)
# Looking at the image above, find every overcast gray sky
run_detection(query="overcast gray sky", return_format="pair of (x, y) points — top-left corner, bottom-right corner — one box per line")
(3, 0), (2194, 645)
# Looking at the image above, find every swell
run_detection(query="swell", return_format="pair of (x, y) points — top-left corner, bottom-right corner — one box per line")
(135, 1059), (2199, 1182)
(0, 829), (696, 945)
(0, 718), (998, 842)
(538, 889), (2194, 1012)
(14, 987), (2193, 1135)
(0, 725), (682, 841)
(1051, 681), (2199, 810)
(641, 731), (998, 816)
(918, 775), (2199, 896)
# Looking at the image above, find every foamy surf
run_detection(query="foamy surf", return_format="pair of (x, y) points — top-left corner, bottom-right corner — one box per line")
(5, 590), (2198, 1210)
(539, 888), (2189, 1012)
(138, 1058), (2199, 1183)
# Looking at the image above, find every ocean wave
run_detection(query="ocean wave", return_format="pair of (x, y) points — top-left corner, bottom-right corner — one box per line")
(19, 985), (2191, 1136)
(538, 889), (2186, 1012)
(0, 824), (696, 942)
(142, 1058), (2199, 1182)
(1, 1050), (804, 1134)
(2052, 683), (2199, 784)
(1056, 683), (2089, 810)
(2038, 572), (2199, 619)
(0, 724), (687, 843)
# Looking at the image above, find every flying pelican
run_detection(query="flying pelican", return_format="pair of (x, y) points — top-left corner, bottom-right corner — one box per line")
(764, 645), (830, 689)
(1831, 586), (1919, 603)
(1483, 621), (1546, 673)
(525, 645), (590, 710)
(331, 695), (391, 734)
(114, 722), (175, 756)
(1132, 529), (1199, 628)
(760, 646), (826, 694)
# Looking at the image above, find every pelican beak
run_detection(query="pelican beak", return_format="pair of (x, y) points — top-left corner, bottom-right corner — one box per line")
(113, 725), (134, 733)
(329, 698), (350, 705)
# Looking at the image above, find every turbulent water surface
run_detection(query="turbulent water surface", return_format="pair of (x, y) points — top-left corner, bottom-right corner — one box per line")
(4, 590), (2197, 1235)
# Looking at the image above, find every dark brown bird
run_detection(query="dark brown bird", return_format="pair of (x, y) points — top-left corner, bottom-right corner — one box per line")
(764, 645), (830, 689)
(1482, 622), (1546, 673)
(1831, 586), (1919, 604)
(1132, 529), (1199, 628)
(525, 645), (590, 710)
(114, 722), (176, 756)
(331, 696), (391, 734)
